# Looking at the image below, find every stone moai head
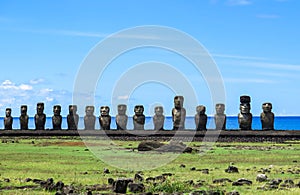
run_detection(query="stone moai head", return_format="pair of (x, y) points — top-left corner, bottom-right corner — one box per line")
(134, 105), (144, 116)
(240, 95), (251, 114)
(5, 108), (11, 117)
(21, 105), (27, 115)
(69, 105), (77, 114)
(37, 102), (44, 115)
(174, 96), (184, 109)
(100, 106), (110, 116)
(53, 105), (61, 116)
(196, 105), (206, 114)
(262, 102), (272, 113)
(85, 106), (95, 116)
(117, 104), (127, 115)
(215, 103), (225, 114)
(154, 106), (164, 116)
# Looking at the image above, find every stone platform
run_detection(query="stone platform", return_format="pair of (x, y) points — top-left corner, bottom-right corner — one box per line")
(1, 129), (300, 142)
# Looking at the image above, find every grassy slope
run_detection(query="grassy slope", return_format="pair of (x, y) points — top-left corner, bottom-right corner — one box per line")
(0, 138), (300, 194)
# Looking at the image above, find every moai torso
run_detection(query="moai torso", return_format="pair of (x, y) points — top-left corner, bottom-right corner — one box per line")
(238, 96), (252, 130)
(20, 105), (29, 130)
(172, 96), (186, 130)
(99, 106), (111, 130)
(116, 104), (128, 130)
(52, 105), (62, 130)
(214, 103), (226, 130)
(153, 106), (165, 130)
(260, 103), (274, 130)
(195, 105), (207, 131)
(35, 103), (46, 130)
(4, 108), (13, 130)
(84, 106), (96, 130)
(67, 105), (79, 130)
(133, 105), (145, 130)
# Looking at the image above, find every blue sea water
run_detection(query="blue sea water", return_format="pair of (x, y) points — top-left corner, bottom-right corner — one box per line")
(0, 116), (300, 130)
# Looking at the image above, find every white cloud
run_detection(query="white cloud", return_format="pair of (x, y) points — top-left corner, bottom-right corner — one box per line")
(212, 53), (267, 60)
(0, 80), (33, 91)
(30, 78), (44, 84)
(227, 0), (252, 6)
(46, 97), (54, 102)
(118, 95), (129, 100)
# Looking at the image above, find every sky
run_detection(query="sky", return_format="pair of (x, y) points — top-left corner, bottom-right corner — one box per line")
(0, 0), (300, 117)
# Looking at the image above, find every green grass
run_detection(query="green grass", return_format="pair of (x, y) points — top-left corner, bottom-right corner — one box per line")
(0, 138), (300, 194)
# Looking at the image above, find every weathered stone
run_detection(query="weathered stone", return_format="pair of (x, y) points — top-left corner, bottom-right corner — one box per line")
(213, 178), (232, 184)
(195, 105), (207, 131)
(172, 96), (186, 130)
(108, 178), (114, 185)
(99, 106), (111, 130)
(116, 104), (128, 130)
(84, 106), (96, 130)
(35, 103), (46, 130)
(260, 103), (274, 130)
(52, 105), (62, 130)
(232, 178), (252, 186)
(214, 103), (226, 130)
(67, 105), (79, 130)
(20, 105), (29, 130)
(256, 174), (268, 182)
(137, 141), (164, 151)
(226, 190), (240, 195)
(134, 173), (144, 182)
(133, 105), (145, 130)
(112, 179), (132, 193)
(238, 96), (252, 130)
(128, 183), (145, 193)
(153, 106), (165, 130)
(225, 165), (239, 173)
(4, 108), (13, 130)
(103, 168), (110, 174)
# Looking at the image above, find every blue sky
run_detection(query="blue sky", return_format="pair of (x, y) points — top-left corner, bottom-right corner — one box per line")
(0, 0), (299, 117)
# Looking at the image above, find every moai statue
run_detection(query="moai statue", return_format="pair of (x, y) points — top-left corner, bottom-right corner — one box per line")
(260, 102), (274, 130)
(35, 102), (46, 130)
(195, 105), (207, 131)
(238, 95), (252, 130)
(116, 104), (128, 130)
(52, 105), (62, 130)
(67, 105), (79, 130)
(4, 108), (13, 130)
(20, 105), (29, 130)
(133, 105), (145, 130)
(99, 106), (111, 130)
(84, 106), (96, 130)
(214, 103), (226, 130)
(172, 96), (186, 130)
(153, 106), (165, 130)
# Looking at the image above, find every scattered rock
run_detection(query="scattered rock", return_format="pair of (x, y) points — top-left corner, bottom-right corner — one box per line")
(25, 178), (32, 182)
(269, 178), (282, 186)
(145, 177), (155, 182)
(32, 179), (43, 184)
(232, 178), (252, 186)
(137, 141), (164, 151)
(128, 183), (145, 193)
(103, 168), (110, 174)
(108, 178), (114, 185)
(180, 164), (186, 168)
(225, 165), (239, 173)
(201, 169), (209, 174)
(213, 178), (232, 184)
(162, 173), (173, 177)
(256, 174), (268, 182)
(292, 160), (297, 163)
(190, 167), (196, 171)
(4, 178), (10, 182)
(134, 173), (144, 182)
(112, 179), (132, 193)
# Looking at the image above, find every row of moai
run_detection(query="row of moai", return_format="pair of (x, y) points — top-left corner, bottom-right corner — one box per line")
(3, 95), (274, 130)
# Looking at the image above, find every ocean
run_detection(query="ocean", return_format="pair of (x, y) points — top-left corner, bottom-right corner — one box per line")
(0, 116), (300, 130)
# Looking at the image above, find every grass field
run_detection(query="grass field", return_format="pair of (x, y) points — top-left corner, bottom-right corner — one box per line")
(0, 137), (300, 194)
